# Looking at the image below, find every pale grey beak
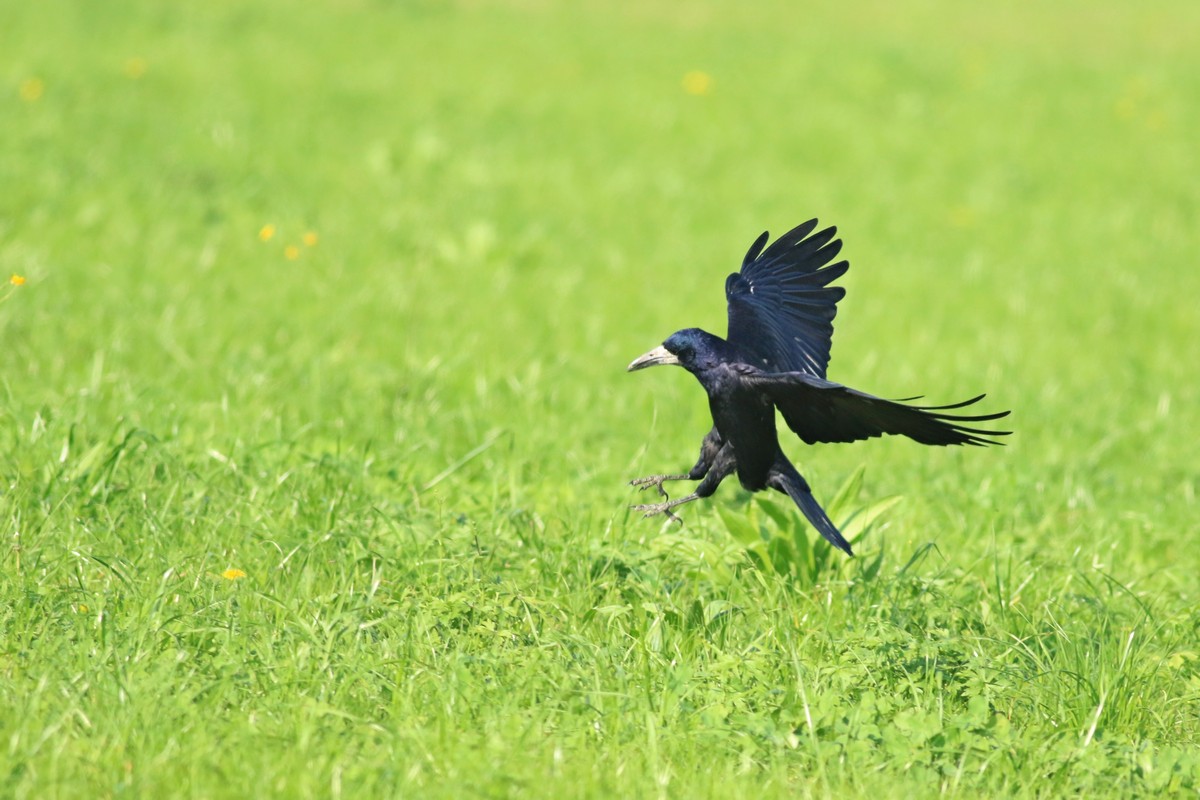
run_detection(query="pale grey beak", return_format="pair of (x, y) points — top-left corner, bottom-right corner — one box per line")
(627, 345), (681, 372)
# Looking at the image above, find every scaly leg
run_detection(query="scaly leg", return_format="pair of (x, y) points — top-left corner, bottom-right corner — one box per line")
(629, 473), (690, 498)
(631, 492), (702, 524)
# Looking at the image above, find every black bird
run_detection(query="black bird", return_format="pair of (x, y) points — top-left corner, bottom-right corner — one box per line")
(627, 219), (1010, 556)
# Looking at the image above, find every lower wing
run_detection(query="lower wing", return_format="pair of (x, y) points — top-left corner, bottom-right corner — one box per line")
(743, 371), (1012, 446)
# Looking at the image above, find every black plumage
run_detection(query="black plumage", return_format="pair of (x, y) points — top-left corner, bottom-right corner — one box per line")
(627, 220), (1010, 556)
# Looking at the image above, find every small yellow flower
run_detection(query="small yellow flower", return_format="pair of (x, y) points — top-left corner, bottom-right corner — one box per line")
(302, 231), (319, 247)
(19, 78), (44, 103)
(284, 245), (301, 260)
(77, 603), (89, 613)
(221, 568), (247, 581)
(9, 274), (26, 286)
(1113, 97), (1136, 121)
(259, 224), (276, 241)
(682, 70), (712, 96)
(948, 206), (976, 229)
(123, 57), (148, 79)
(959, 52), (987, 89)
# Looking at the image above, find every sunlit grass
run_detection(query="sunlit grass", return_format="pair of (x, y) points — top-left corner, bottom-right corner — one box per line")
(1, 0), (1198, 797)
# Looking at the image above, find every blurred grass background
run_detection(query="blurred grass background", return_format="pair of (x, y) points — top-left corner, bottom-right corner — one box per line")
(2, 1), (1198, 797)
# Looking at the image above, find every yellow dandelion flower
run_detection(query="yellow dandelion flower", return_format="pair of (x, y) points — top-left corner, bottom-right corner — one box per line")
(259, 224), (276, 241)
(682, 70), (712, 96)
(10, 274), (26, 286)
(284, 245), (300, 260)
(221, 568), (247, 580)
(123, 57), (148, 79)
(302, 231), (319, 247)
(19, 78), (44, 103)
(77, 603), (89, 613)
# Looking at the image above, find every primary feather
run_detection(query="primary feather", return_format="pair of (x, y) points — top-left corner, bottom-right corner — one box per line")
(726, 219), (848, 378)
(742, 371), (1011, 446)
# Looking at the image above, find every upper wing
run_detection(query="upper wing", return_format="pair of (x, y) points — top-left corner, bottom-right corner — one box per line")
(742, 371), (1012, 446)
(725, 220), (849, 378)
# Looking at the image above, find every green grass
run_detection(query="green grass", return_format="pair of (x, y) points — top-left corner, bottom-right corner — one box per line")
(3, 0), (1199, 796)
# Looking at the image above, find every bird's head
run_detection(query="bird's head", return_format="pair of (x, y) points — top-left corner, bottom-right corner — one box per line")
(627, 328), (724, 374)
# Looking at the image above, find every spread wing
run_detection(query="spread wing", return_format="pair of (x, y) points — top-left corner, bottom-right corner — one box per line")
(725, 220), (849, 378)
(742, 371), (1012, 446)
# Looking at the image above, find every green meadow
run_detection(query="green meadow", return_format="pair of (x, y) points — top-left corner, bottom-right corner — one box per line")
(2, 1), (1198, 796)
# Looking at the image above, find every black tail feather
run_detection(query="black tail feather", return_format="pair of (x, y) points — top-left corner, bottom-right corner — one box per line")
(770, 465), (854, 557)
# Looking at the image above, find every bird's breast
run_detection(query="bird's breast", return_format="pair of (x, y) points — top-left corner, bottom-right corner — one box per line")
(707, 387), (778, 490)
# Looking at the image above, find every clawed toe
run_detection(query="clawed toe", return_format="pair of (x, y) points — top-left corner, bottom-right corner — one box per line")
(630, 503), (685, 524)
(637, 480), (669, 498)
(629, 474), (686, 499)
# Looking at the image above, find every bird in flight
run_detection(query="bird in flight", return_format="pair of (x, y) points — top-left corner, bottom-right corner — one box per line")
(627, 219), (1010, 556)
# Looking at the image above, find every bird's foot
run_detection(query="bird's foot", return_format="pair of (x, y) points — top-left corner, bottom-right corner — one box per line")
(629, 474), (688, 499)
(630, 501), (686, 525)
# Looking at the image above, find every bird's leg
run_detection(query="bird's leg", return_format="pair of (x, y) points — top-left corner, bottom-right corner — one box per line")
(629, 473), (690, 498)
(631, 442), (735, 525)
(628, 428), (724, 498)
(631, 493), (701, 524)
